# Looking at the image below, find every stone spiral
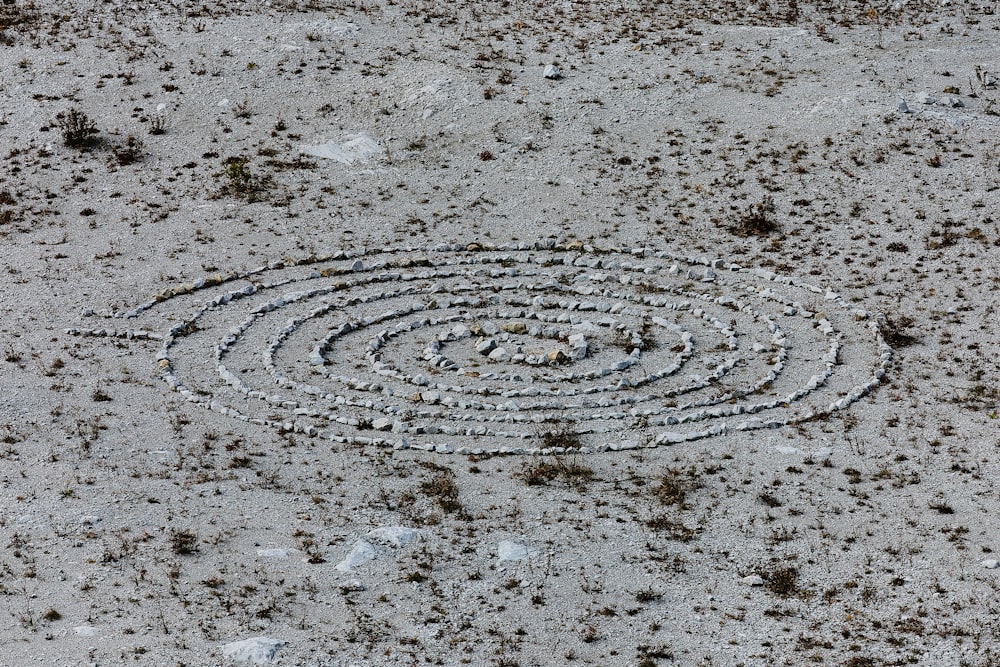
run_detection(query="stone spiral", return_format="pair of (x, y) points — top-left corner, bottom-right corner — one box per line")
(68, 243), (892, 455)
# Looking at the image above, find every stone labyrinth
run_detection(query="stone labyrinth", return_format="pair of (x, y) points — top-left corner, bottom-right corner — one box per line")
(68, 243), (892, 455)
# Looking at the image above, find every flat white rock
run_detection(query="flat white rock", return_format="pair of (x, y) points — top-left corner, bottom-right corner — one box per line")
(256, 547), (297, 559)
(222, 637), (287, 664)
(983, 559), (999, 569)
(741, 575), (764, 586)
(335, 539), (377, 572)
(300, 131), (382, 164)
(498, 539), (538, 562)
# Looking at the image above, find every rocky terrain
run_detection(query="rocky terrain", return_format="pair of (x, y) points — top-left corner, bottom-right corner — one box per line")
(1, 1), (1000, 665)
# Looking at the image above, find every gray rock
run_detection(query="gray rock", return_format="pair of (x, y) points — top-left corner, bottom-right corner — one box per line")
(488, 347), (512, 362)
(543, 64), (561, 79)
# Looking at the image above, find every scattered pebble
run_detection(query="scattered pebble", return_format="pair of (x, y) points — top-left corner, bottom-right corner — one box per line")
(741, 575), (764, 586)
(543, 64), (561, 79)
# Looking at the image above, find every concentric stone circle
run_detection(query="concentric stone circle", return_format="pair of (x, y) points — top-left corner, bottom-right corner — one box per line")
(68, 242), (892, 455)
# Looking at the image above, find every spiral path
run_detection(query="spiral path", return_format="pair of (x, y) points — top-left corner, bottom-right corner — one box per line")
(68, 243), (892, 454)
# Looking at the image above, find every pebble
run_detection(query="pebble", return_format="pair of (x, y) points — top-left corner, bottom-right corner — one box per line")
(983, 559), (999, 569)
(543, 64), (561, 79)
(741, 575), (764, 586)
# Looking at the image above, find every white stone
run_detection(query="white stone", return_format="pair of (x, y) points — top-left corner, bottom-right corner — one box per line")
(488, 347), (512, 362)
(498, 540), (538, 562)
(983, 559), (999, 569)
(222, 637), (287, 665)
(543, 64), (560, 79)
(335, 540), (376, 572)
(742, 575), (764, 586)
(299, 131), (382, 165)
(256, 548), (296, 559)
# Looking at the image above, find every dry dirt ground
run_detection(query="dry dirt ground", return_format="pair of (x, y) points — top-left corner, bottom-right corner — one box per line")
(2, 1), (1000, 666)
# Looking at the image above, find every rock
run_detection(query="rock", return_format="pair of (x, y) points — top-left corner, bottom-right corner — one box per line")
(915, 91), (936, 105)
(567, 333), (588, 360)
(498, 539), (538, 562)
(488, 347), (512, 362)
(502, 322), (527, 334)
(73, 625), (99, 636)
(546, 350), (568, 364)
(256, 548), (296, 559)
(335, 540), (376, 572)
(475, 337), (497, 354)
(372, 417), (393, 431)
(937, 95), (964, 108)
(897, 98), (912, 113)
(741, 575), (764, 586)
(222, 637), (287, 665)
(368, 526), (420, 547)
(299, 131), (382, 165)
(983, 559), (999, 569)
(543, 64), (561, 79)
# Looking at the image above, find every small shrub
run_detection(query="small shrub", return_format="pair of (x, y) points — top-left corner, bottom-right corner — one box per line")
(149, 115), (167, 135)
(518, 456), (594, 489)
(420, 471), (462, 513)
(879, 314), (918, 348)
(645, 516), (696, 541)
(56, 108), (101, 149)
(218, 157), (271, 202)
(169, 529), (199, 555)
(112, 134), (144, 166)
(763, 566), (798, 596)
(730, 196), (778, 237)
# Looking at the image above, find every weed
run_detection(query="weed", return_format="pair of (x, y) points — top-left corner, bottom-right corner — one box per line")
(420, 469), (463, 514)
(217, 157), (271, 202)
(541, 426), (582, 450)
(762, 566), (799, 596)
(169, 529), (199, 555)
(645, 516), (696, 541)
(111, 135), (144, 166)
(879, 314), (918, 348)
(653, 467), (700, 507)
(518, 456), (593, 489)
(56, 108), (101, 149)
(149, 115), (167, 135)
(730, 196), (778, 237)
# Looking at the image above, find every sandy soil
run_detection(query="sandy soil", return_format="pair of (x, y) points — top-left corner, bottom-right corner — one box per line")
(2, 1), (1000, 665)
